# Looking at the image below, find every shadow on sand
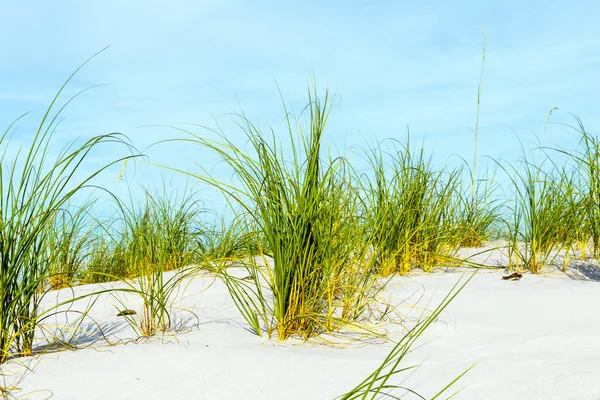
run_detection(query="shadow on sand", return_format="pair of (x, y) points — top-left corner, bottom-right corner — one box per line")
(566, 260), (600, 282)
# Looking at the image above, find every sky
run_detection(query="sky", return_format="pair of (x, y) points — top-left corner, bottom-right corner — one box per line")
(1, 0), (600, 211)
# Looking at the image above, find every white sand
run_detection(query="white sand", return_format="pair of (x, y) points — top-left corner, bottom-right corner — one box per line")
(3, 257), (600, 399)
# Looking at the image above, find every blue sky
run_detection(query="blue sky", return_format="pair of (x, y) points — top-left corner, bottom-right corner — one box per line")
(2, 0), (600, 209)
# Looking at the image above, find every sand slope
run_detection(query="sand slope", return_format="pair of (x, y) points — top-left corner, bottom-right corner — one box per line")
(3, 265), (600, 399)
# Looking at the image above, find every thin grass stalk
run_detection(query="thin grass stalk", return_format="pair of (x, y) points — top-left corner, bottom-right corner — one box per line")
(338, 273), (476, 400)
(472, 26), (486, 208)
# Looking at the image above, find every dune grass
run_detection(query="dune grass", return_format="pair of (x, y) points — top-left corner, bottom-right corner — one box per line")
(364, 138), (463, 276)
(84, 185), (201, 282)
(194, 214), (261, 263)
(338, 273), (475, 400)
(501, 152), (580, 273)
(166, 84), (385, 340)
(0, 54), (134, 364)
(564, 117), (600, 258)
(45, 203), (96, 289)
(81, 187), (203, 336)
(497, 109), (585, 273)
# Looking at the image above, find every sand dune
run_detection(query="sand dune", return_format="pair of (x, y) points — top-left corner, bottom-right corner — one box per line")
(2, 256), (600, 400)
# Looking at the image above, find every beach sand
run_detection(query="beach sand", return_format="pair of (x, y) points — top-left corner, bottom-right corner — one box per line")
(3, 251), (600, 399)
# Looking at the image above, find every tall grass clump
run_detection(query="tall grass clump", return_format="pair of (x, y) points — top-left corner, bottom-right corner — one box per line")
(450, 163), (500, 248)
(92, 187), (201, 336)
(45, 204), (95, 289)
(566, 117), (600, 258)
(502, 136), (581, 273)
(85, 228), (131, 284)
(85, 185), (201, 283)
(364, 138), (461, 276)
(0, 53), (133, 364)
(194, 214), (260, 263)
(142, 187), (201, 271)
(170, 83), (381, 340)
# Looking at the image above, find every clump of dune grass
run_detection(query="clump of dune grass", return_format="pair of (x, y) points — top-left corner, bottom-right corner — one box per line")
(85, 187), (202, 336)
(113, 263), (199, 338)
(0, 51), (134, 364)
(500, 112), (582, 273)
(45, 204), (95, 289)
(363, 137), (461, 275)
(84, 229), (131, 284)
(167, 82), (383, 340)
(194, 214), (260, 263)
(122, 187), (201, 273)
(85, 184), (201, 283)
(450, 164), (500, 248)
(503, 159), (578, 273)
(563, 117), (600, 258)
